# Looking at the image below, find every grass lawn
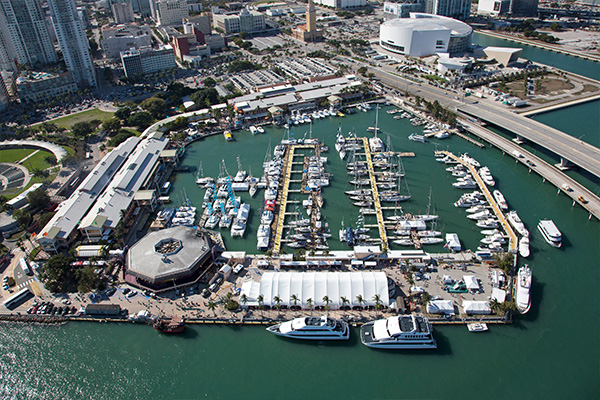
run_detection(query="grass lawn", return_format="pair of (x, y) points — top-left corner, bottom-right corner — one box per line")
(0, 148), (56, 170)
(120, 127), (142, 137)
(51, 108), (114, 130)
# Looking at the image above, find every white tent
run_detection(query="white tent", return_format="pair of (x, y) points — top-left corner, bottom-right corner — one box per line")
(463, 275), (479, 291)
(427, 300), (455, 315)
(442, 275), (453, 284)
(491, 288), (506, 303)
(462, 300), (491, 315)
(240, 271), (389, 309)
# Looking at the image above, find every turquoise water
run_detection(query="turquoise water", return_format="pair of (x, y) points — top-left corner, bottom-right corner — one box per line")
(1, 107), (598, 399)
(473, 32), (600, 81)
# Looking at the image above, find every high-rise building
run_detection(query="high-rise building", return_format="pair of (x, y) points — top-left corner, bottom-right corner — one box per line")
(112, 1), (135, 24)
(291, 0), (323, 42)
(150, 0), (188, 26)
(211, 8), (265, 34)
(424, 0), (471, 20)
(509, 0), (538, 17)
(0, 0), (57, 67)
(48, 0), (97, 87)
(477, 0), (510, 16)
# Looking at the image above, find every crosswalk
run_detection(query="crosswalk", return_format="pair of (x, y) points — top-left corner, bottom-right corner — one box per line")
(17, 278), (35, 289)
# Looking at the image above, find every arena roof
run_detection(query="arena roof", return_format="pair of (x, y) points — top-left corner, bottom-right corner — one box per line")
(382, 13), (473, 37)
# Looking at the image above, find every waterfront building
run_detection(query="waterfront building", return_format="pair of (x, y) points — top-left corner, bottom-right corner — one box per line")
(112, 0), (135, 24)
(126, 226), (215, 291)
(291, 0), (323, 42)
(48, 0), (97, 87)
(424, 0), (471, 20)
(37, 138), (140, 253)
(482, 46), (522, 66)
(476, 0), (510, 16)
(15, 71), (77, 102)
(120, 45), (176, 78)
(384, 1), (425, 19)
(78, 137), (169, 242)
(312, 0), (366, 8)
(0, 0), (57, 67)
(379, 13), (472, 57)
(101, 24), (152, 59)
(240, 271), (390, 309)
(150, 0), (188, 26)
(508, 0), (538, 17)
(212, 8), (265, 34)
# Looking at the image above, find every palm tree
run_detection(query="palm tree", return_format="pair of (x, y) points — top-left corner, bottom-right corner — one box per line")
(207, 301), (217, 317)
(340, 296), (349, 310)
(356, 294), (365, 309)
(489, 298), (501, 314)
(290, 294), (299, 310)
(406, 272), (415, 286)
(273, 295), (282, 312)
(306, 298), (313, 314)
(322, 295), (331, 312)
(240, 294), (248, 309)
(257, 294), (264, 316)
(372, 294), (383, 312)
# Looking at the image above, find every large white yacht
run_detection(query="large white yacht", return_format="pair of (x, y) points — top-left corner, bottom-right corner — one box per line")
(538, 219), (562, 248)
(516, 265), (532, 314)
(266, 316), (350, 340)
(507, 211), (529, 237)
(360, 315), (437, 349)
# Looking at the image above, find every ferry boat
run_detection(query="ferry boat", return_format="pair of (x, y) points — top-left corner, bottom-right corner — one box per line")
(516, 265), (532, 314)
(360, 315), (437, 349)
(493, 190), (508, 210)
(266, 316), (350, 340)
(153, 316), (185, 334)
(538, 219), (562, 248)
(408, 133), (426, 143)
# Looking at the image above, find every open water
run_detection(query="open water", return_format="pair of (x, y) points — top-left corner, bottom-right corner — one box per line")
(1, 39), (599, 399)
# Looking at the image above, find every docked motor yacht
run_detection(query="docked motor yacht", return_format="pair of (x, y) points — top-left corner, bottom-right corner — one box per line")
(492, 190), (508, 210)
(507, 211), (528, 237)
(516, 265), (532, 314)
(360, 315), (436, 349)
(519, 236), (530, 258)
(267, 316), (350, 340)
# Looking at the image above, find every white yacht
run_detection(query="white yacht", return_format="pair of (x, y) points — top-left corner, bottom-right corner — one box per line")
(360, 315), (437, 349)
(478, 166), (496, 186)
(204, 213), (220, 229)
(231, 203), (250, 237)
(538, 219), (562, 248)
(266, 316), (350, 340)
(516, 265), (532, 314)
(445, 233), (461, 252)
(408, 133), (426, 143)
(507, 211), (529, 237)
(467, 210), (492, 220)
(519, 236), (530, 258)
(257, 126), (265, 134)
(493, 190), (508, 210)
(249, 126), (258, 135)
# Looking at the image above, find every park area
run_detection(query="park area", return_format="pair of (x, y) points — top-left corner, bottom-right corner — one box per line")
(48, 108), (114, 130)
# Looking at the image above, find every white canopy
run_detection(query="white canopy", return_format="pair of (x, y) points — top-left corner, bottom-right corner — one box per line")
(240, 271), (389, 309)
(463, 275), (479, 290)
(462, 300), (491, 315)
(427, 300), (455, 315)
(491, 288), (506, 303)
(442, 275), (453, 284)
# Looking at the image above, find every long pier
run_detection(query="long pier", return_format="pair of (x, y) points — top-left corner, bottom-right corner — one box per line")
(438, 151), (518, 253)
(361, 137), (388, 248)
(272, 145), (295, 254)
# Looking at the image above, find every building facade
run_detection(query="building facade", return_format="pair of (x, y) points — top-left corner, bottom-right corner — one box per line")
(313, 0), (366, 8)
(120, 45), (176, 78)
(424, 0), (471, 20)
(291, 0), (323, 42)
(48, 0), (97, 87)
(101, 24), (151, 59)
(0, 0), (57, 67)
(112, 1), (135, 24)
(509, 0), (538, 17)
(212, 8), (265, 34)
(383, 1), (424, 19)
(15, 71), (77, 102)
(477, 0), (510, 16)
(0, 73), (9, 110)
(151, 0), (189, 26)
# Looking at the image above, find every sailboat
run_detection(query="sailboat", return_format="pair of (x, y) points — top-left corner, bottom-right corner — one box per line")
(368, 106), (384, 153)
(195, 161), (214, 187)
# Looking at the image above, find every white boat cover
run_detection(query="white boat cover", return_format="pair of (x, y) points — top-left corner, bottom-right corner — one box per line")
(426, 300), (455, 315)
(462, 301), (491, 315)
(397, 220), (427, 231)
(463, 275), (479, 290)
(240, 271), (389, 309)
(442, 275), (453, 284)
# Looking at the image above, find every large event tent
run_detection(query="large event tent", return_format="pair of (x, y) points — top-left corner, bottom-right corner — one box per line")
(240, 271), (389, 309)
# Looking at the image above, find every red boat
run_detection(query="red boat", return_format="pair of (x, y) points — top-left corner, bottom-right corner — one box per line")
(153, 316), (185, 334)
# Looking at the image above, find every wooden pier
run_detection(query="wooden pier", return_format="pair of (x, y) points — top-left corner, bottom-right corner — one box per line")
(361, 137), (388, 248)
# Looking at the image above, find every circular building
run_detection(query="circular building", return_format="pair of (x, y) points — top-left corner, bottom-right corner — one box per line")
(379, 13), (473, 57)
(126, 226), (215, 291)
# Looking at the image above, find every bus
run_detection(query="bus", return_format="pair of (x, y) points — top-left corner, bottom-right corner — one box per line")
(3, 288), (31, 310)
(19, 257), (31, 275)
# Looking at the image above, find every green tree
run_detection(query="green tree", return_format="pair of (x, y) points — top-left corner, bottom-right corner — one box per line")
(27, 188), (50, 210)
(493, 253), (514, 274)
(108, 130), (135, 147)
(406, 272), (415, 286)
(77, 265), (100, 292)
(140, 96), (167, 119)
(203, 77), (217, 87)
(102, 117), (121, 136)
(127, 111), (154, 129)
(356, 294), (365, 308)
(71, 121), (94, 138)
(306, 298), (313, 313)
(240, 293), (248, 308)
(273, 295), (282, 312)
(372, 294), (383, 311)
(340, 296), (349, 310)
(39, 254), (77, 293)
(190, 88), (220, 108)
(257, 294), (264, 316)
(322, 295), (331, 312)
(12, 208), (32, 228)
(207, 300), (217, 316)
(290, 294), (299, 309)
(114, 107), (131, 121)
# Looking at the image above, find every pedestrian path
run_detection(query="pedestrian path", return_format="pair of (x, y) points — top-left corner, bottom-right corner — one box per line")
(17, 278), (36, 289)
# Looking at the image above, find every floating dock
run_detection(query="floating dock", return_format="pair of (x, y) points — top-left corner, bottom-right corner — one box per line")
(361, 137), (388, 248)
